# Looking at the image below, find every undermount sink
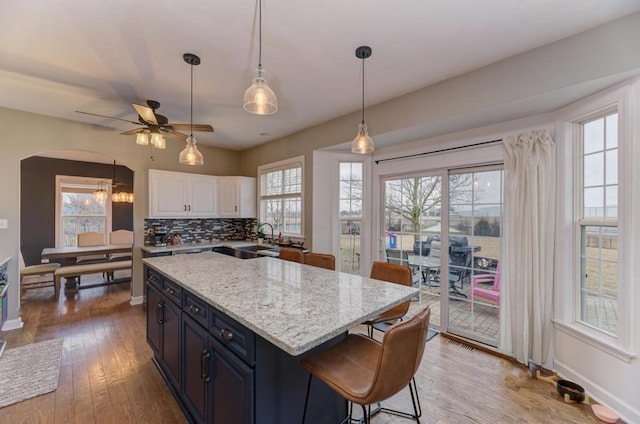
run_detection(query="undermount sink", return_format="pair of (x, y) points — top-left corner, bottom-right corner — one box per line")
(236, 245), (279, 253)
(212, 246), (260, 259)
(212, 245), (279, 259)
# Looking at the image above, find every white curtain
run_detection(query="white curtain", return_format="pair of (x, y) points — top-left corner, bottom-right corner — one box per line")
(499, 129), (555, 369)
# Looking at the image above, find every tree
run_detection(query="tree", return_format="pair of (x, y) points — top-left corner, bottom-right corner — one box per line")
(384, 175), (472, 241)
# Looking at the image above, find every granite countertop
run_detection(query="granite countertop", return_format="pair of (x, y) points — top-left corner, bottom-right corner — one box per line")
(142, 252), (418, 356)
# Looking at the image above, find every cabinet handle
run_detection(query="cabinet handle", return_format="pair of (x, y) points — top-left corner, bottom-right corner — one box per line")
(188, 205), (191, 211)
(201, 350), (211, 382)
(220, 328), (234, 341)
(235, 205), (238, 212)
(189, 304), (200, 314)
(164, 287), (174, 295)
(155, 303), (163, 324)
(184, 204), (187, 211)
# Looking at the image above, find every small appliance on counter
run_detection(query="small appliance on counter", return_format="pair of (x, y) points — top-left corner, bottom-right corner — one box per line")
(153, 225), (168, 247)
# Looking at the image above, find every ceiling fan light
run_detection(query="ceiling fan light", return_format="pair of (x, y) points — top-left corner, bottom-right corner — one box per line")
(179, 135), (204, 166)
(151, 132), (166, 149)
(136, 131), (150, 145)
(351, 122), (375, 154)
(243, 66), (278, 115)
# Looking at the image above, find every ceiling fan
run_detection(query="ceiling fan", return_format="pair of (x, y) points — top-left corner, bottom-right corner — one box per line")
(76, 99), (214, 143)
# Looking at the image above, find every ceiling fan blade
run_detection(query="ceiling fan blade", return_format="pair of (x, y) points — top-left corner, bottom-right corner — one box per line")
(120, 128), (146, 135)
(132, 103), (158, 125)
(75, 110), (140, 125)
(161, 128), (188, 141)
(167, 123), (214, 132)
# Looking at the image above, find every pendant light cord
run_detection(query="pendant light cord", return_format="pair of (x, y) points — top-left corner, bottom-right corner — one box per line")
(190, 62), (194, 137)
(361, 55), (365, 125)
(258, 0), (263, 67)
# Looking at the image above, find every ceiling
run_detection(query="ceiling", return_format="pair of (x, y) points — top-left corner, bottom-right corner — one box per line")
(2, 0), (640, 152)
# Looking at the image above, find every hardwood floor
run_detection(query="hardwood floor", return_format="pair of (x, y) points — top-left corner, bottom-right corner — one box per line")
(1, 275), (603, 423)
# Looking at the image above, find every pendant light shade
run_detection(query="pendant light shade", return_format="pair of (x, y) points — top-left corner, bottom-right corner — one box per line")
(94, 182), (107, 202)
(243, 65), (278, 115)
(179, 135), (204, 166)
(351, 46), (374, 154)
(352, 122), (374, 154)
(243, 0), (278, 115)
(180, 53), (204, 166)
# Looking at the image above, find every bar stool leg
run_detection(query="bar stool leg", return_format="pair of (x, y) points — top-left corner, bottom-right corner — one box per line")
(302, 373), (312, 424)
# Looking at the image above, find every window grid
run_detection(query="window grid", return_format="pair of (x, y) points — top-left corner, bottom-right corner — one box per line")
(577, 111), (618, 335)
(259, 159), (303, 237)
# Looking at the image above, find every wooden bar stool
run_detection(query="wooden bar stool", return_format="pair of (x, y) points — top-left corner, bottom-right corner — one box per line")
(278, 247), (304, 263)
(301, 306), (430, 423)
(303, 252), (335, 270)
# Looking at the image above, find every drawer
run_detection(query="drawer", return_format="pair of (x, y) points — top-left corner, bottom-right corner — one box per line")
(183, 291), (209, 327)
(145, 267), (163, 290)
(211, 312), (255, 366)
(162, 278), (182, 306)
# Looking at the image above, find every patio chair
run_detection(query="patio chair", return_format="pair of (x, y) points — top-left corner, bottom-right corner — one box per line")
(448, 250), (473, 297)
(470, 262), (501, 317)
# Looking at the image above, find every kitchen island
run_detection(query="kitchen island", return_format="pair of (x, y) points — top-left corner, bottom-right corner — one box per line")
(143, 251), (418, 424)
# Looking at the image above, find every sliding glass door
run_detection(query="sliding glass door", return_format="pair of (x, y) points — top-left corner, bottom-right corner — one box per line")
(381, 167), (503, 346)
(446, 168), (503, 346)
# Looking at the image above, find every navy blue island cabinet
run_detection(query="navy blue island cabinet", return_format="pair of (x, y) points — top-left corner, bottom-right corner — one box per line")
(144, 265), (347, 424)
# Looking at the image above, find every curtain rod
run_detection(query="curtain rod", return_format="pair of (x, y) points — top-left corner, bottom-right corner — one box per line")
(374, 138), (503, 164)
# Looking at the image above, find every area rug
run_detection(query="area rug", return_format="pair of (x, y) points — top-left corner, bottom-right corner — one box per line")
(0, 338), (64, 408)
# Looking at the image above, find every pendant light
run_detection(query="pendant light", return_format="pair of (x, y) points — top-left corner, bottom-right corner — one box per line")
(243, 0), (278, 115)
(93, 182), (107, 202)
(351, 46), (374, 154)
(111, 160), (134, 203)
(179, 53), (205, 166)
(135, 129), (150, 145)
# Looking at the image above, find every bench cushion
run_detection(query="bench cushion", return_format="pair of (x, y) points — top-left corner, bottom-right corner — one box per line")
(55, 260), (132, 277)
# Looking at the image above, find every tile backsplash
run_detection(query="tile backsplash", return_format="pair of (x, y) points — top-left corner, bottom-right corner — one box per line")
(144, 218), (257, 245)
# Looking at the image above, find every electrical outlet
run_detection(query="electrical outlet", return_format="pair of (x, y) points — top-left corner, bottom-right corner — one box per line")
(0, 219), (7, 229)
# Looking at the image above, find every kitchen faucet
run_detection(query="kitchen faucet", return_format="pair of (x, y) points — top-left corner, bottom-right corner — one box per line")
(259, 222), (274, 245)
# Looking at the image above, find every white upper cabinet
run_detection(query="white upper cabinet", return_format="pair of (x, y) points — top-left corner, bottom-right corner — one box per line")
(149, 169), (217, 218)
(216, 176), (256, 218)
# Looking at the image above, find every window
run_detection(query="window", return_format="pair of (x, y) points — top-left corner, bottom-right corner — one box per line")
(258, 156), (304, 237)
(577, 111), (618, 335)
(56, 176), (111, 247)
(339, 162), (362, 274)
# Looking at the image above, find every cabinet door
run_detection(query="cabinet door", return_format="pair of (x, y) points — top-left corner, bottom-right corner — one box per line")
(145, 283), (163, 357)
(188, 175), (217, 217)
(162, 298), (182, 390)
(182, 314), (211, 424)
(217, 177), (240, 217)
(149, 170), (189, 217)
(211, 337), (255, 424)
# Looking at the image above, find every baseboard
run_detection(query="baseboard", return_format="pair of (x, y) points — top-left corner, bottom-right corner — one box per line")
(1, 317), (24, 331)
(554, 358), (639, 424)
(130, 295), (144, 306)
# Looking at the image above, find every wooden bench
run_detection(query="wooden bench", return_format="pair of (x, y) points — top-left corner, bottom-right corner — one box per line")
(54, 260), (132, 296)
